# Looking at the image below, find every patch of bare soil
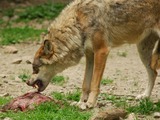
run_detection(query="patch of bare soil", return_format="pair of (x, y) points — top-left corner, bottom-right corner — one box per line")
(1, 43), (160, 119)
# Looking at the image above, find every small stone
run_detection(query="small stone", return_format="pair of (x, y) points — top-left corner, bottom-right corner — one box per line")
(3, 80), (8, 83)
(26, 60), (32, 64)
(4, 46), (18, 54)
(154, 112), (160, 118)
(2, 16), (9, 22)
(12, 58), (22, 64)
(0, 93), (10, 97)
(3, 117), (12, 120)
(14, 76), (21, 82)
(11, 15), (19, 21)
(0, 74), (8, 78)
(22, 56), (33, 64)
(127, 96), (134, 100)
(126, 113), (136, 120)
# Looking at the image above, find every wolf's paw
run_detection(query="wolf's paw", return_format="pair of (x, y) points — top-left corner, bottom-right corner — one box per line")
(77, 102), (87, 110)
(70, 101), (87, 110)
(86, 102), (94, 109)
(70, 101), (95, 110)
(136, 93), (149, 100)
(77, 101), (94, 110)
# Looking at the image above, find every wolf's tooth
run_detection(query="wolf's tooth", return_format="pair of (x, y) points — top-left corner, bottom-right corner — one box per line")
(35, 84), (38, 89)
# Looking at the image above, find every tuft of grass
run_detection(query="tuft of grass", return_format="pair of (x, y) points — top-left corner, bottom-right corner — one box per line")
(18, 70), (31, 82)
(103, 94), (160, 115)
(117, 51), (127, 57)
(101, 78), (113, 85)
(66, 90), (81, 102)
(0, 97), (11, 106)
(0, 27), (46, 45)
(52, 90), (81, 102)
(0, 102), (91, 120)
(0, 20), (4, 25)
(3, 8), (14, 18)
(103, 94), (128, 108)
(52, 92), (65, 101)
(155, 101), (160, 112)
(51, 75), (67, 85)
(127, 99), (156, 115)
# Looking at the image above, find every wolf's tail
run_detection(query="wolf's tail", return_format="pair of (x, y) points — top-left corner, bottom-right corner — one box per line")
(151, 40), (160, 70)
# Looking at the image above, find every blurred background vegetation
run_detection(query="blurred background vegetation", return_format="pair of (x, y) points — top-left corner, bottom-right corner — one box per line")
(0, 0), (73, 45)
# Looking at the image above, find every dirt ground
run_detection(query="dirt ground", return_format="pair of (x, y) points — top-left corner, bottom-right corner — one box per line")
(1, 43), (160, 98)
(1, 43), (160, 119)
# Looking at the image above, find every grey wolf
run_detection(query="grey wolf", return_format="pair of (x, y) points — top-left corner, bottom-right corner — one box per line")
(26, 0), (160, 109)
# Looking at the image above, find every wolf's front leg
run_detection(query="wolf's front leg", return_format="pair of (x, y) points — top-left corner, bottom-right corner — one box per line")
(77, 49), (94, 109)
(77, 31), (110, 110)
(86, 47), (109, 108)
(77, 47), (109, 109)
(81, 51), (94, 102)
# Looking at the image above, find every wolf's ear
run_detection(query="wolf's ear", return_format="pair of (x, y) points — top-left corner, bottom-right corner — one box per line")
(44, 40), (53, 55)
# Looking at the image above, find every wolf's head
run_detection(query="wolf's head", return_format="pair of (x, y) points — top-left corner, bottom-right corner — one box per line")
(26, 38), (56, 92)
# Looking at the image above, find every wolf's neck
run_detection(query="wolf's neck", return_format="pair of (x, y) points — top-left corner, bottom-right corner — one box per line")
(44, 20), (84, 72)
(41, 28), (84, 76)
(50, 32), (84, 75)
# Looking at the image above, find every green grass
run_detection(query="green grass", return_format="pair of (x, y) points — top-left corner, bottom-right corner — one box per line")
(18, 71), (31, 82)
(117, 51), (127, 57)
(0, 102), (91, 120)
(52, 92), (65, 100)
(18, 3), (66, 21)
(0, 97), (11, 106)
(102, 94), (128, 108)
(51, 75), (67, 85)
(102, 93), (160, 115)
(3, 8), (14, 18)
(66, 90), (81, 102)
(127, 99), (156, 115)
(101, 78), (113, 85)
(0, 3), (66, 22)
(52, 90), (81, 102)
(0, 27), (46, 45)
(2, 93), (160, 119)
(0, 3), (65, 45)
(0, 91), (90, 120)
(0, 20), (4, 25)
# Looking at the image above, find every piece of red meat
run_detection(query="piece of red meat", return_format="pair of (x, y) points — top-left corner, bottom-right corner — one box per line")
(1, 92), (52, 112)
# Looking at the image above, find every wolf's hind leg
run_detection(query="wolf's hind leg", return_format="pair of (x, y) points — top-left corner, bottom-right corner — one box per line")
(136, 32), (159, 99)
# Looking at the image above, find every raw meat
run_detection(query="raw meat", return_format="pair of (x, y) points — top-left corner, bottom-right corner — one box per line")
(1, 92), (52, 112)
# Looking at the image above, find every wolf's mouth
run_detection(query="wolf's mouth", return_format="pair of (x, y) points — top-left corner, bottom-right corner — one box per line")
(33, 79), (43, 92)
